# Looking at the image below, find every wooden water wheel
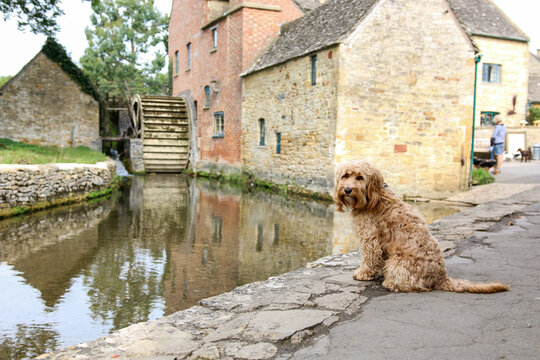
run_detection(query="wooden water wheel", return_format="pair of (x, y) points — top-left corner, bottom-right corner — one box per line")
(132, 95), (190, 173)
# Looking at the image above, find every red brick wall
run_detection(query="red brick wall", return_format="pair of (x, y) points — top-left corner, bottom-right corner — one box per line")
(169, 0), (304, 169)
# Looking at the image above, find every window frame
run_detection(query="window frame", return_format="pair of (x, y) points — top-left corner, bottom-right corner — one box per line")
(204, 86), (210, 108)
(211, 26), (218, 50)
(310, 54), (317, 86)
(258, 118), (265, 146)
(482, 63), (501, 84)
(213, 111), (224, 138)
(186, 42), (192, 69)
(276, 132), (281, 154)
(480, 111), (500, 126)
(174, 50), (179, 74)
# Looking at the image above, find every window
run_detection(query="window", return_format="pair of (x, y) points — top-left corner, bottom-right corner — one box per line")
(213, 112), (224, 137)
(482, 63), (501, 83)
(175, 50), (179, 74)
(211, 27), (218, 49)
(276, 132), (281, 154)
(186, 43), (192, 69)
(311, 54), (317, 86)
(204, 86), (210, 107)
(258, 118), (265, 146)
(480, 111), (499, 126)
(256, 224), (263, 252)
(193, 101), (197, 125)
(211, 216), (223, 243)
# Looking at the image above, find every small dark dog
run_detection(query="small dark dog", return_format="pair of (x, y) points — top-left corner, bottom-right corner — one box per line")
(517, 148), (532, 162)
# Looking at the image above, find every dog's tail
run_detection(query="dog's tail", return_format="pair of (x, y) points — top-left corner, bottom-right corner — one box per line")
(437, 277), (509, 293)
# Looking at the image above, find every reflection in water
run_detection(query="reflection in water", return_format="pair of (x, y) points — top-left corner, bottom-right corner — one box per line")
(0, 175), (464, 359)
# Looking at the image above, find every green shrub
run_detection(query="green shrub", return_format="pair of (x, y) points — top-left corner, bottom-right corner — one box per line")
(472, 168), (495, 185)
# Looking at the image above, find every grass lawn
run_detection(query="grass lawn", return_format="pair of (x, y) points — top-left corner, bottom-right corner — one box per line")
(0, 138), (107, 164)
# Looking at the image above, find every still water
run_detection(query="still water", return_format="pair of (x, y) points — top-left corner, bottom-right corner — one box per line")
(0, 175), (464, 359)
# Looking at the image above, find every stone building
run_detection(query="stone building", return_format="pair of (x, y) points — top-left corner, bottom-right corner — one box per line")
(168, 0), (325, 172)
(241, 0), (477, 198)
(449, 0), (530, 128)
(0, 39), (100, 150)
(529, 51), (540, 112)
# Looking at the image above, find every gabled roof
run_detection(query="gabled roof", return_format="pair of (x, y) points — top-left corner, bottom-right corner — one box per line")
(242, 0), (379, 76)
(448, 0), (529, 42)
(293, 0), (327, 12)
(529, 53), (540, 103)
(0, 38), (99, 101)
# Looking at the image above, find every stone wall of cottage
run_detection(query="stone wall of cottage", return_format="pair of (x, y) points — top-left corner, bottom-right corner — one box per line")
(242, 47), (340, 194)
(474, 36), (530, 127)
(336, 0), (476, 198)
(0, 52), (100, 150)
(0, 160), (115, 217)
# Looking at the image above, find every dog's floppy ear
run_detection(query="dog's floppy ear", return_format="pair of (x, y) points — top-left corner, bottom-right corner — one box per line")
(333, 165), (345, 212)
(366, 165), (384, 212)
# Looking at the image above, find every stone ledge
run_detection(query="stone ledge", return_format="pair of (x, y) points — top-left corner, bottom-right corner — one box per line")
(0, 159), (116, 218)
(35, 186), (540, 359)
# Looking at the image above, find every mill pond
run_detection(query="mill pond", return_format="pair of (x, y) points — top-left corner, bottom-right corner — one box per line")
(0, 175), (465, 359)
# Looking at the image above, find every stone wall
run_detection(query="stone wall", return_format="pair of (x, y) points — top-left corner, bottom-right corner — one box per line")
(242, 47), (340, 194)
(0, 52), (100, 150)
(474, 36), (530, 127)
(336, 0), (475, 198)
(0, 160), (116, 217)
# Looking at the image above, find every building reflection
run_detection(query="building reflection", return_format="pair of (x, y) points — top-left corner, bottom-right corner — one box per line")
(0, 174), (464, 359)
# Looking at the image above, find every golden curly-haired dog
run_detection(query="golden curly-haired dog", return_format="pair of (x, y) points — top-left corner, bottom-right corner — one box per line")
(334, 160), (509, 293)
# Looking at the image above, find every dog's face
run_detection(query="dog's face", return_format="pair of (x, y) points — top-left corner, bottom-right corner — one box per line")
(333, 161), (385, 212)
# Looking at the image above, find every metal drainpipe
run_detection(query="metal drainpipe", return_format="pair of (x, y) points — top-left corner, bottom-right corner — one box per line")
(469, 54), (482, 186)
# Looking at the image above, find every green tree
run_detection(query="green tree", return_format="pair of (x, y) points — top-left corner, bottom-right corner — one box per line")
(0, 0), (64, 35)
(80, 0), (169, 97)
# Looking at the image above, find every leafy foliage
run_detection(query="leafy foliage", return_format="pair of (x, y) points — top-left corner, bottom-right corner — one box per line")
(527, 106), (540, 124)
(0, 0), (64, 36)
(472, 168), (495, 185)
(0, 75), (12, 88)
(41, 37), (100, 101)
(80, 0), (169, 97)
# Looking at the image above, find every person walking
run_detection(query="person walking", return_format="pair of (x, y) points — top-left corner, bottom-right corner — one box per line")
(491, 115), (506, 174)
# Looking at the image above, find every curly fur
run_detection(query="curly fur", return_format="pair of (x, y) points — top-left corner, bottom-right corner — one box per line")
(334, 160), (509, 293)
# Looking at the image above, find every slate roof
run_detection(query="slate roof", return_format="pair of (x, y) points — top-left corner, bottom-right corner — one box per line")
(529, 53), (540, 103)
(293, 0), (327, 12)
(448, 0), (529, 42)
(242, 0), (379, 76)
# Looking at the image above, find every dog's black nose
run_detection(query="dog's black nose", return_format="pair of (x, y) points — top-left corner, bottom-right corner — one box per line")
(344, 188), (352, 195)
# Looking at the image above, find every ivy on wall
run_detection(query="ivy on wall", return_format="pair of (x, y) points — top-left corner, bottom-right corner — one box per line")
(41, 37), (100, 101)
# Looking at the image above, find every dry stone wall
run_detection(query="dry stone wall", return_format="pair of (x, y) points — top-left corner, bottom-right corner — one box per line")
(0, 160), (116, 216)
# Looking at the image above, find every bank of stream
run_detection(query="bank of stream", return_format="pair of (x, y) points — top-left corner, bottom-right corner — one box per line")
(0, 175), (466, 359)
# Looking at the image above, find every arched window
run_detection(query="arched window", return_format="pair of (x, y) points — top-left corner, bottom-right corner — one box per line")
(258, 118), (265, 146)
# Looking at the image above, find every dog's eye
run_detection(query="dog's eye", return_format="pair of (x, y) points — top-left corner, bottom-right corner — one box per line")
(342, 173), (349, 179)
(356, 175), (363, 180)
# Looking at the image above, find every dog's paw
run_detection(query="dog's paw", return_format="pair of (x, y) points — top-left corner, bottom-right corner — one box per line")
(353, 270), (375, 281)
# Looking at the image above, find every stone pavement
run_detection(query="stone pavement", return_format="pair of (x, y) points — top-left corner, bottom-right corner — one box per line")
(36, 165), (540, 360)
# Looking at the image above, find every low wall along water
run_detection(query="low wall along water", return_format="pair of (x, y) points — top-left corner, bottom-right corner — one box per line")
(0, 159), (116, 217)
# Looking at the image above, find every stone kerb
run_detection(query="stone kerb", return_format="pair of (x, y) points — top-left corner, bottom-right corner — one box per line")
(0, 159), (116, 217)
(35, 186), (540, 360)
